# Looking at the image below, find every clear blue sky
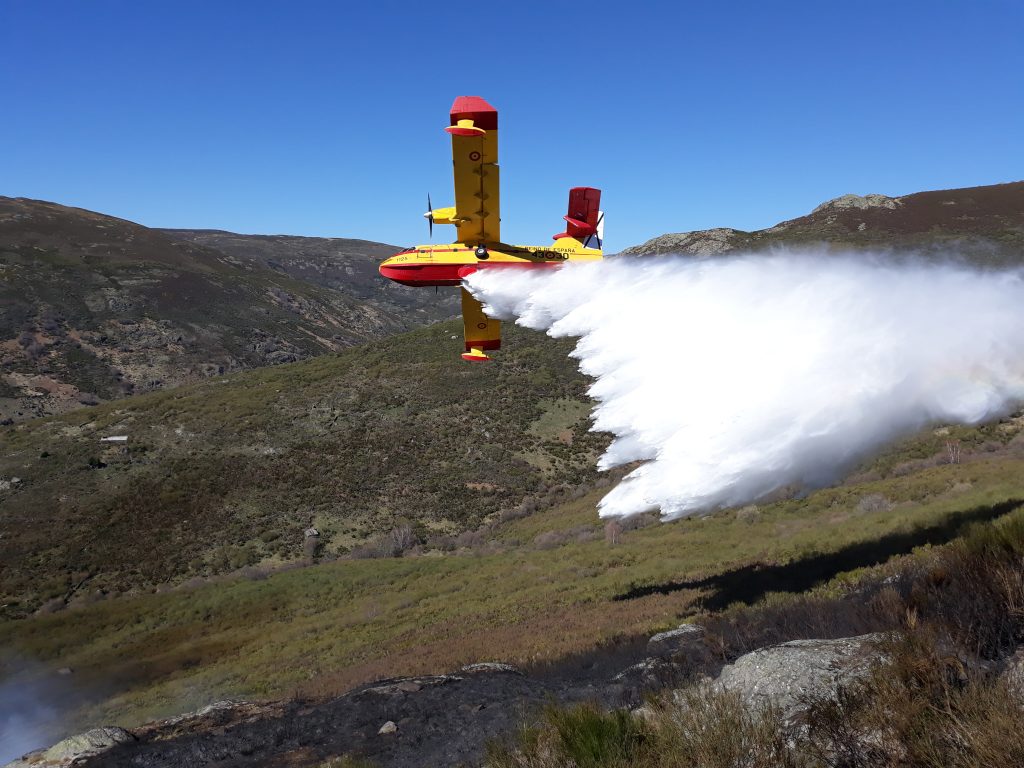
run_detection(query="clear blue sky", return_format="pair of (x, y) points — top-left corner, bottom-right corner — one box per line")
(2, 0), (1021, 251)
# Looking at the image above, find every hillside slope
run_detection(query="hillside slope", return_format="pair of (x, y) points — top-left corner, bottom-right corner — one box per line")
(2, 413), (1023, 753)
(0, 321), (608, 618)
(623, 180), (1024, 261)
(6, 178), (1024, 617)
(0, 198), (453, 423)
(160, 229), (459, 318)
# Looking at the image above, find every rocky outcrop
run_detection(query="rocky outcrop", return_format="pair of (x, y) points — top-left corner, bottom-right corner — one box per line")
(620, 227), (750, 257)
(647, 623), (704, 657)
(459, 662), (524, 676)
(7, 631), (892, 768)
(4, 726), (135, 768)
(999, 647), (1024, 699)
(65, 669), (563, 768)
(811, 193), (901, 214)
(614, 657), (681, 689)
(620, 181), (1024, 264)
(714, 633), (883, 724)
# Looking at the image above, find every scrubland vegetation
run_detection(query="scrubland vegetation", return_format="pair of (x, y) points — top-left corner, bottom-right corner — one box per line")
(4, 274), (1024, 762)
(0, 197), (460, 423)
(487, 506), (1024, 767)
(0, 322), (606, 616)
(2, 404), (1022, 738)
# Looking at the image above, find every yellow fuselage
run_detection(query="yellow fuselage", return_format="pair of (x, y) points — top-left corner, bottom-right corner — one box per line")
(379, 239), (602, 287)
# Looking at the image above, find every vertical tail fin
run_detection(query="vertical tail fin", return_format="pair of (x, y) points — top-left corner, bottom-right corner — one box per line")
(553, 187), (602, 242)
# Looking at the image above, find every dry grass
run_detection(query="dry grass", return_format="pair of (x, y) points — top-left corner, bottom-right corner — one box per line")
(485, 693), (804, 768)
(491, 506), (1024, 767)
(487, 648), (1024, 768)
(4, 476), (1022, 738)
(799, 630), (1024, 768)
(4, 375), (1024, 745)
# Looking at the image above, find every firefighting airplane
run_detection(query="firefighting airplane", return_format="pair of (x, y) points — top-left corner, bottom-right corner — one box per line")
(379, 96), (603, 361)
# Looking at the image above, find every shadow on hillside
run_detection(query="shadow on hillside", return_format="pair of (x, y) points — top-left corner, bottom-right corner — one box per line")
(613, 499), (1024, 611)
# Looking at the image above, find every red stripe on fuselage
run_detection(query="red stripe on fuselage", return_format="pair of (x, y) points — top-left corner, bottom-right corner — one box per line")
(379, 259), (563, 287)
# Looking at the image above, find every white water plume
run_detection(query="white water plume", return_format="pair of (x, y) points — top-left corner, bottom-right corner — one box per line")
(465, 253), (1024, 519)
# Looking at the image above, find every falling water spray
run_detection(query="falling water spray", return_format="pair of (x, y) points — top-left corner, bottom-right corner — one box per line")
(466, 252), (1024, 519)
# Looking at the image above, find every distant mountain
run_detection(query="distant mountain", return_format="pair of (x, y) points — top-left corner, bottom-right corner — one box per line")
(0, 199), (455, 423)
(160, 229), (459, 315)
(622, 181), (1024, 261)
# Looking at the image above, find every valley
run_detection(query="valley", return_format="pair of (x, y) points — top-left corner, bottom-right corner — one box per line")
(3, 179), (1024, 766)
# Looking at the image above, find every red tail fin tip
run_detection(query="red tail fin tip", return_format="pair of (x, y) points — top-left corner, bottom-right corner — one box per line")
(553, 187), (602, 241)
(449, 96), (498, 131)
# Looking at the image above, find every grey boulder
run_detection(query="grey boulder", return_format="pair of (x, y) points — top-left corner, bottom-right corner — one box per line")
(714, 634), (884, 724)
(647, 623), (705, 658)
(4, 726), (135, 768)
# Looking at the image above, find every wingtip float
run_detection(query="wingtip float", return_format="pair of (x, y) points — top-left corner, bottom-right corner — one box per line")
(379, 96), (604, 362)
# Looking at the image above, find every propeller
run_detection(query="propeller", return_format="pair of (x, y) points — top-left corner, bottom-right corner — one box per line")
(424, 194), (434, 238)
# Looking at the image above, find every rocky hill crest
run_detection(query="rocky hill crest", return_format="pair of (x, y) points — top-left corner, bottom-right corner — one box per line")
(622, 180), (1024, 261)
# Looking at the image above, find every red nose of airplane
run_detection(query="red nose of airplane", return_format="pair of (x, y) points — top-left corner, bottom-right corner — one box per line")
(379, 249), (465, 287)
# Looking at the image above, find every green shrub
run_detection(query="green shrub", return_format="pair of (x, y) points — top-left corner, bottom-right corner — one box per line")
(487, 692), (802, 768)
(802, 630), (1024, 768)
(487, 703), (646, 768)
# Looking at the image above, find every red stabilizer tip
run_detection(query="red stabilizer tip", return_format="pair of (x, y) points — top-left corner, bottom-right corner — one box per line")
(461, 353), (492, 362)
(445, 126), (485, 136)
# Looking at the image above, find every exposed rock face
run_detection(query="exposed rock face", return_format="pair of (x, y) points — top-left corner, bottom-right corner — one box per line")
(614, 657), (680, 689)
(4, 726), (135, 768)
(1000, 647), (1024, 699)
(620, 227), (750, 257)
(811, 193), (901, 214)
(714, 633), (883, 724)
(621, 181), (1024, 265)
(459, 662), (524, 676)
(647, 623), (704, 657)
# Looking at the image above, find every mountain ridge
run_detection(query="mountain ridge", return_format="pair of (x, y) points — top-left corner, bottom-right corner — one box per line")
(0, 197), (455, 424)
(622, 180), (1024, 260)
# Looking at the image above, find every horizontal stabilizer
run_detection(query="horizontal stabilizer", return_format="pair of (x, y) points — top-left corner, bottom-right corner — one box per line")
(460, 288), (500, 363)
(445, 120), (487, 136)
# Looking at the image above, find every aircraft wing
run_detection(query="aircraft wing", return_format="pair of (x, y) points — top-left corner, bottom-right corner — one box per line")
(446, 97), (500, 245)
(460, 287), (500, 361)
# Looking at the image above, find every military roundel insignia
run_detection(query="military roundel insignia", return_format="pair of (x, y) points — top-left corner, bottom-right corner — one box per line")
(477, 322), (487, 330)
(469, 151), (481, 162)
